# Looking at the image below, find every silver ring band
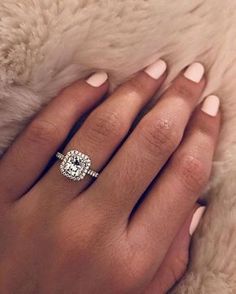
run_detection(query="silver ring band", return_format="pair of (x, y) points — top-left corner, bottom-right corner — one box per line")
(56, 150), (99, 181)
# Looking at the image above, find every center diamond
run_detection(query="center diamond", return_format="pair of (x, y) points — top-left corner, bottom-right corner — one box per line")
(60, 150), (91, 181)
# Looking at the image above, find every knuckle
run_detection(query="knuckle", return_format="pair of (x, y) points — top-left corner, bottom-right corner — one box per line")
(26, 119), (60, 146)
(56, 231), (83, 261)
(139, 118), (180, 156)
(109, 256), (143, 292)
(87, 110), (124, 142)
(172, 80), (196, 98)
(175, 251), (189, 274)
(127, 77), (148, 97)
(177, 154), (210, 193)
(197, 122), (217, 140)
(169, 251), (189, 283)
(55, 218), (94, 259)
(104, 242), (150, 293)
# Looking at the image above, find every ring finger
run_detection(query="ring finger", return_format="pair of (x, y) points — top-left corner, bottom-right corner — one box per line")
(35, 59), (167, 201)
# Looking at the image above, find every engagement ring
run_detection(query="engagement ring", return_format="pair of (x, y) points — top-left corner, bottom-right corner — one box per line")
(56, 150), (99, 181)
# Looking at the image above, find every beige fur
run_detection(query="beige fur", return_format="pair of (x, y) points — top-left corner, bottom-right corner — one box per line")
(0, 0), (236, 292)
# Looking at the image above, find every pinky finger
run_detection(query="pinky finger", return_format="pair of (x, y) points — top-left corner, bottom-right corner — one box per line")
(145, 205), (206, 294)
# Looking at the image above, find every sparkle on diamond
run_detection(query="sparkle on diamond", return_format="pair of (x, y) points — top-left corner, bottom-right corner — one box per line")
(64, 154), (86, 177)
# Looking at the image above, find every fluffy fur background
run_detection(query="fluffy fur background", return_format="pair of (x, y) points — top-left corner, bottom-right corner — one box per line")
(0, 0), (236, 293)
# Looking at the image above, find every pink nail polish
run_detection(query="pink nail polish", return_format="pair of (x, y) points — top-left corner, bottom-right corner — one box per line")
(86, 71), (108, 87)
(184, 62), (205, 83)
(189, 206), (206, 236)
(144, 59), (167, 80)
(201, 95), (220, 117)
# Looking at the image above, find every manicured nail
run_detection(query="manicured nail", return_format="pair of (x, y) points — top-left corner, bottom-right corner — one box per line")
(86, 71), (108, 87)
(189, 206), (206, 236)
(201, 95), (220, 117)
(184, 62), (205, 83)
(144, 59), (167, 80)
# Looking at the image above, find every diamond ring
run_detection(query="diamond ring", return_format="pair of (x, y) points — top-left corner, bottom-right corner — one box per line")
(56, 150), (99, 181)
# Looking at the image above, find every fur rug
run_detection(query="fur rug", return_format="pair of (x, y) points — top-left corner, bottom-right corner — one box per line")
(1, 0), (236, 293)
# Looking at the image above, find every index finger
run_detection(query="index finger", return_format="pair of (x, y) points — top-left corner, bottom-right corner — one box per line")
(0, 72), (109, 202)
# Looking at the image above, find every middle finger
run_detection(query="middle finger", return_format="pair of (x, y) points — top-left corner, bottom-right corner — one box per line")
(88, 63), (206, 217)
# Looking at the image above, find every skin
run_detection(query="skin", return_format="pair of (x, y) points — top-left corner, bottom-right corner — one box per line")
(0, 63), (220, 294)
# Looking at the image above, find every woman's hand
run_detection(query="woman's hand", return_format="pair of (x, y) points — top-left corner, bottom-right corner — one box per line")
(0, 60), (220, 294)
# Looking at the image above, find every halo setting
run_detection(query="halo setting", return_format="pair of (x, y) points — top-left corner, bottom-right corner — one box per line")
(59, 150), (92, 181)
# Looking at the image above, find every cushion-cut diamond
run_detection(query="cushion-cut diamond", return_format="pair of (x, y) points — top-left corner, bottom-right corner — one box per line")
(60, 150), (91, 181)
(65, 155), (85, 176)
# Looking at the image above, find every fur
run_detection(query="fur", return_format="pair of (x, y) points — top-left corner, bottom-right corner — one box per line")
(0, 0), (236, 292)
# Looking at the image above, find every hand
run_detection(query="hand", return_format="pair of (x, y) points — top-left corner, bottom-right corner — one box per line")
(0, 60), (220, 294)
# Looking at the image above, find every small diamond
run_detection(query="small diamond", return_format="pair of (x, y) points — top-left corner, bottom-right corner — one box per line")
(60, 150), (91, 181)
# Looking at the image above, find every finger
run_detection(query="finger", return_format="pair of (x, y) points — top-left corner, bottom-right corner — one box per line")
(128, 95), (221, 266)
(37, 59), (167, 201)
(0, 72), (109, 202)
(89, 63), (206, 217)
(145, 205), (206, 294)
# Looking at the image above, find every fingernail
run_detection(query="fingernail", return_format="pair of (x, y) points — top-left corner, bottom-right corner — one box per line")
(144, 59), (167, 80)
(189, 206), (206, 236)
(184, 62), (205, 83)
(86, 71), (108, 87)
(201, 95), (220, 117)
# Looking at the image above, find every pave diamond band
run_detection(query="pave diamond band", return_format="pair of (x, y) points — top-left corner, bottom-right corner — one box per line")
(56, 150), (99, 181)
